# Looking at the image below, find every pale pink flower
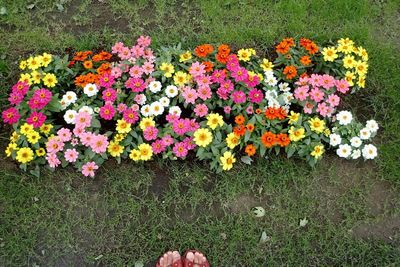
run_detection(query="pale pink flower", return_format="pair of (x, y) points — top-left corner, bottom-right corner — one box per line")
(81, 161), (98, 177)
(64, 148), (79, 163)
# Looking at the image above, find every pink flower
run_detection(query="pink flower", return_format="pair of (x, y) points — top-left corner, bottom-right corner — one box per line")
(57, 128), (72, 142)
(143, 126), (158, 141)
(189, 62), (206, 78)
(123, 108), (139, 124)
(64, 148), (79, 163)
(151, 139), (166, 154)
(90, 135), (109, 154)
(75, 111), (92, 128)
(111, 67), (123, 78)
(99, 73), (115, 88)
(248, 89), (263, 104)
(182, 88), (198, 104)
(303, 102), (314, 114)
(309, 87), (324, 103)
(137, 35), (151, 47)
(11, 81), (30, 96)
(246, 105), (254, 114)
(81, 161), (98, 177)
(162, 135), (174, 146)
(71, 138), (79, 146)
(294, 85), (309, 101)
(231, 67), (248, 82)
(46, 137), (64, 154)
(2, 107), (20, 124)
(319, 74), (335, 89)
(73, 126), (85, 137)
(173, 142), (188, 158)
(112, 42), (125, 54)
(102, 88), (117, 102)
(327, 94), (340, 107)
(142, 61), (154, 75)
(187, 119), (200, 132)
(183, 136), (196, 150)
(317, 102), (330, 117)
(134, 94), (146, 105)
(117, 103), (128, 113)
(308, 74), (322, 87)
(245, 74), (260, 88)
(166, 114), (179, 123)
(231, 90), (246, 104)
(46, 153), (61, 168)
(197, 86), (212, 101)
(27, 111), (46, 128)
(119, 47), (132, 60)
(335, 79), (350, 94)
(194, 104), (209, 117)
(80, 132), (94, 147)
(8, 92), (24, 106)
(196, 75), (212, 87)
(129, 65), (143, 78)
(211, 70), (226, 83)
(33, 88), (52, 105)
(173, 119), (189, 135)
(220, 80), (234, 93)
(224, 106), (232, 114)
(99, 104), (115, 120)
(130, 45), (144, 58)
(125, 77), (145, 93)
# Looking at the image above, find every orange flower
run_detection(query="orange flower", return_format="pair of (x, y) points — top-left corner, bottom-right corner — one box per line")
(300, 38), (319, 55)
(233, 125), (246, 137)
(283, 65), (297, 80)
(300, 55), (311, 66)
(216, 52), (229, 64)
(235, 115), (245, 125)
(83, 60), (93, 69)
(74, 75), (86, 87)
(202, 61), (214, 72)
(261, 132), (277, 148)
(245, 144), (256, 156)
(218, 44), (231, 55)
(265, 107), (277, 120)
(195, 44), (214, 58)
(73, 51), (92, 61)
(246, 124), (255, 132)
(255, 109), (262, 114)
(276, 107), (287, 120)
(276, 38), (295, 54)
(276, 133), (290, 147)
(97, 63), (111, 75)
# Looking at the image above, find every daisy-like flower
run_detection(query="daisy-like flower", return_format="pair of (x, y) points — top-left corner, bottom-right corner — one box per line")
(83, 83), (99, 97)
(159, 97), (170, 107)
(336, 144), (352, 158)
(81, 161), (98, 177)
(148, 80), (162, 93)
(351, 149), (361, 159)
(140, 104), (152, 117)
(359, 128), (371, 140)
(366, 120), (379, 133)
(150, 101), (164, 116)
(62, 91), (77, 105)
(336, 111), (353, 125)
(329, 133), (342, 147)
(64, 110), (77, 124)
(169, 106), (182, 117)
(165, 85), (178, 98)
(362, 144), (377, 160)
(350, 137), (362, 148)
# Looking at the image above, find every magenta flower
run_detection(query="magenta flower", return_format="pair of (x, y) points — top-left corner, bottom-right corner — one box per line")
(211, 69), (226, 83)
(102, 88), (117, 102)
(248, 89), (264, 104)
(11, 81), (29, 96)
(245, 74), (260, 88)
(8, 92), (24, 106)
(123, 108), (139, 124)
(162, 135), (174, 146)
(125, 77), (145, 93)
(194, 103), (209, 117)
(81, 161), (99, 177)
(219, 80), (234, 94)
(99, 104), (115, 120)
(99, 73), (115, 88)
(231, 67), (248, 82)
(64, 148), (79, 163)
(231, 90), (246, 104)
(173, 142), (188, 158)
(173, 119), (189, 136)
(27, 111), (46, 128)
(33, 88), (52, 105)
(151, 139), (166, 154)
(143, 126), (158, 141)
(2, 107), (20, 125)
(183, 136), (196, 150)
(187, 119), (200, 132)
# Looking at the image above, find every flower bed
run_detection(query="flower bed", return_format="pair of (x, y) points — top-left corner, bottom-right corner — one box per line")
(2, 36), (378, 177)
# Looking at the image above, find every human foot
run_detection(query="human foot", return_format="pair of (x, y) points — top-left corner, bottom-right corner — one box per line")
(156, 250), (182, 267)
(183, 250), (210, 267)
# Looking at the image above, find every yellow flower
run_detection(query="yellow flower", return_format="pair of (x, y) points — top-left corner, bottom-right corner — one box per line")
(35, 148), (46, 157)
(10, 131), (19, 142)
(139, 117), (155, 130)
(338, 38), (355, 47)
(311, 144), (325, 159)
(173, 71), (190, 86)
(5, 143), (17, 157)
(288, 111), (300, 125)
(19, 73), (32, 85)
(237, 48), (252, 61)
(138, 143), (153, 161)
(321, 47), (338, 62)
(309, 117), (325, 134)
(179, 51), (192, 62)
(31, 70), (42, 84)
(288, 127), (305, 142)
(226, 133), (240, 149)
(160, 62), (175, 78)
(26, 131), (40, 144)
(357, 75), (366, 88)
(345, 71), (355, 86)
(116, 119), (132, 134)
(206, 113), (224, 130)
(41, 53), (52, 67)
(19, 60), (27, 70)
(355, 60), (368, 76)
(16, 147), (34, 164)
(108, 141), (124, 157)
(220, 151), (236, 171)
(337, 43), (354, 54)
(20, 123), (34, 135)
(248, 48), (256, 56)
(26, 56), (41, 70)
(356, 46), (368, 61)
(260, 58), (274, 71)
(129, 149), (141, 161)
(40, 124), (53, 135)
(193, 128), (213, 147)
(42, 73), (57, 87)
(114, 133), (126, 143)
(342, 55), (356, 69)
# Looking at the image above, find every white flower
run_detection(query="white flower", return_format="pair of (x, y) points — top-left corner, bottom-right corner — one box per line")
(140, 104), (152, 117)
(62, 91), (77, 104)
(64, 110), (77, 124)
(267, 99), (280, 108)
(336, 111), (353, 125)
(93, 107), (100, 113)
(359, 128), (371, 140)
(351, 149), (361, 159)
(79, 106), (94, 115)
(264, 70), (274, 78)
(169, 106), (182, 117)
(329, 133), (342, 147)
(362, 144), (377, 159)
(148, 80), (162, 93)
(159, 96), (170, 107)
(350, 136), (362, 148)
(282, 92), (294, 104)
(265, 76), (278, 87)
(278, 82), (290, 92)
(336, 144), (352, 158)
(60, 100), (69, 110)
(165, 85), (178, 98)
(83, 83), (98, 97)
(265, 89), (278, 100)
(366, 120), (379, 133)
(150, 101), (164, 116)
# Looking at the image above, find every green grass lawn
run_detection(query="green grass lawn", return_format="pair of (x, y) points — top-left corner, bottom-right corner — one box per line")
(0, 0), (399, 266)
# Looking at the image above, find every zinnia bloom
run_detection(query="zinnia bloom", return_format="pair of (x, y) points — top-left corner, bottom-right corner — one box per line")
(2, 107), (20, 125)
(261, 131), (277, 148)
(27, 111), (46, 128)
(82, 161), (99, 177)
